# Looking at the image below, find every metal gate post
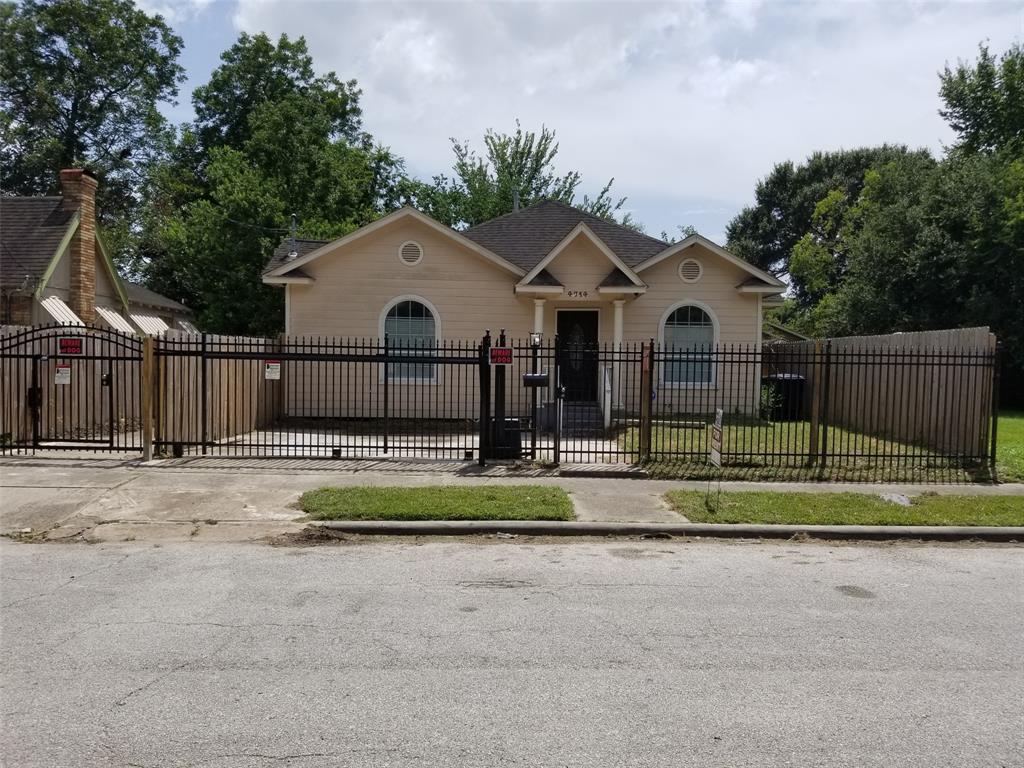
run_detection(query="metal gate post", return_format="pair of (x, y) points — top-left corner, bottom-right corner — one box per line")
(200, 332), (208, 455)
(30, 356), (41, 448)
(494, 329), (506, 451)
(639, 341), (653, 462)
(553, 334), (562, 466)
(989, 342), (1002, 480)
(478, 331), (491, 466)
(530, 339), (539, 460)
(382, 333), (390, 455)
(819, 340), (832, 467)
(141, 336), (155, 461)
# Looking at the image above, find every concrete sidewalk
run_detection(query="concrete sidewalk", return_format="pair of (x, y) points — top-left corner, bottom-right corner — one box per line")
(1, 454), (1022, 543)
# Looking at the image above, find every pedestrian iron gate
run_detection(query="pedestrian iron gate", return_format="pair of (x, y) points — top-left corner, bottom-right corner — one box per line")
(0, 326), (144, 451)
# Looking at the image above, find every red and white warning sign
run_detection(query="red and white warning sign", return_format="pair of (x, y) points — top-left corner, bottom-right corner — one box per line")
(264, 360), (281, 380)
(55, 363), (72, 385)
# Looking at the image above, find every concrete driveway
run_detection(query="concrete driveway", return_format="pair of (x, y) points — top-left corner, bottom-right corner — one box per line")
(1, 537), (1021, 767)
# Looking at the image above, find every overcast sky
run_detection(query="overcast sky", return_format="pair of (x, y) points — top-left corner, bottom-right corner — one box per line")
(149, 0), (1023, 242)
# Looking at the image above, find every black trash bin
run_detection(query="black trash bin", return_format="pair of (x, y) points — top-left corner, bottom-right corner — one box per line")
(486, 417), (523, 459)
(761, 373), (806, 421)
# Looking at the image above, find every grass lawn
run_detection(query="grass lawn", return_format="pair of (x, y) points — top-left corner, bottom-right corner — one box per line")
(664, 490), (1024, 527)
(997, 410), (1024, 482)
(300, 485), (574, 521)
(618, 419), (980, 483)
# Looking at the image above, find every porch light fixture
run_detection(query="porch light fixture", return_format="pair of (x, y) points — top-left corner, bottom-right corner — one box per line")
(529, 332), (543, 347)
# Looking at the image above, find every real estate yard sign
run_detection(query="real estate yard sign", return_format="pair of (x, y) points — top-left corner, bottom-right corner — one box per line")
(710, 408), (723, 467)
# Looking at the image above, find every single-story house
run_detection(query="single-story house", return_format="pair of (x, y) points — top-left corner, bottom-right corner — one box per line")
(264, 200), (784, 347)
(0, 169), (197, 334)
(262, 201), (785, 416)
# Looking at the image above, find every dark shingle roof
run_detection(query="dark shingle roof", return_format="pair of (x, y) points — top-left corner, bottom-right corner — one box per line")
(124, 281), (191, 314)
(462, 199), (669, 272)
(0, 197), (75, 287)
(263, 201), (672, 278)
(264, 238), (329, 275)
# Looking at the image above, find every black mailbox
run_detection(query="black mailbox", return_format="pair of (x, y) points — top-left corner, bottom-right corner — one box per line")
(521, 372), (549, 388)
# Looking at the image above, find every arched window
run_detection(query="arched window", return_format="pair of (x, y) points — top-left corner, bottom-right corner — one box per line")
(661, 303), (716, 384)
(382, 297), (439, 380)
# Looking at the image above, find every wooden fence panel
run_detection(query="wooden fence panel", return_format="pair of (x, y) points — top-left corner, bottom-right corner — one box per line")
(766, 327), (996, 460)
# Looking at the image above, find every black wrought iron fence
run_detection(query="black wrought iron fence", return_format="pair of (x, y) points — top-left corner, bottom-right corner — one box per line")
(1, 325), (1002, 482)
(154, 334), (481, 459)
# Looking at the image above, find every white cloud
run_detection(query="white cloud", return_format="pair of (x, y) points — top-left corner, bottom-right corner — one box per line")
(137, 0), (212, 24)
(228, 0), (1024, 240)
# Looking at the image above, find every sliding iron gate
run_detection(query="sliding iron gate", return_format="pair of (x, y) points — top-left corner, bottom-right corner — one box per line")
(2, 326), (1001, 480)
(0, 325), (143, 452)
(154, 334), (483, 459)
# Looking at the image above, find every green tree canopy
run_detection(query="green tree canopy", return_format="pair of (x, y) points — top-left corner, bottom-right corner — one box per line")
(724, 145), (930, 278)
(191, 32), (362, 158)
(940, 42), (1024, 155)
(405, 122), (635, 230)
(140, 32), (404, 334)
(0, 0), (183, 219)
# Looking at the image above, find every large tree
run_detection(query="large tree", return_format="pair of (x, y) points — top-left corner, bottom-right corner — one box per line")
(406, 123), (636, 230)
(140, 33), (404, 334)
(724, 145), (930, 279)
(0, 0), (183, 220)
(939, 42), (1024, 155)
(191, 32), (362, 160)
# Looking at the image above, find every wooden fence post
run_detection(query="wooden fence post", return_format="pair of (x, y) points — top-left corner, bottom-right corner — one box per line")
(141, 335), (154, 461)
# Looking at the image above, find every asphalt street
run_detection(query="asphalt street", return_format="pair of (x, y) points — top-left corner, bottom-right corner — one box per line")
(1, 537), (1021, 767)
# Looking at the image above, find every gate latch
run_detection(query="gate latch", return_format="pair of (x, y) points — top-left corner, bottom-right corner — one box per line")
(101, 373), (111, 387)
(555, 385), (566, 400)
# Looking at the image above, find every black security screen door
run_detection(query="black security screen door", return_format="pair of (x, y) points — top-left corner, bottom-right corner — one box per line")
(557, 310), (599, 401)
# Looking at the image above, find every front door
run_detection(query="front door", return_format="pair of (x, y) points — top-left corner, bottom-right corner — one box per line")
(557, 310), (599, 401)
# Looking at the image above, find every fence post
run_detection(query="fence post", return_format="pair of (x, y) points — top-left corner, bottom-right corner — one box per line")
(382, 333), (389, 455)
(141, 335), (154, 462)
(989, 342), (1002, 481)
(819, 339), (832, 467)
(807, 340), (822, 465)
(553, 334), (561, 466)
(639, 341), (653, 462)
(478, 331), (491, 466)
(494, 329), (506, 452)
(200, 332), (208, 455)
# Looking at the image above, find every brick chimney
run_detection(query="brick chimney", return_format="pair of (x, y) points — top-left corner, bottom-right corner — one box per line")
(59, 168), (98, 323)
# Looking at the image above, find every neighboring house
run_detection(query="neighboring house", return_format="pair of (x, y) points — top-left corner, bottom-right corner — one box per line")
(763, 320), (810, 343)
(262, 201), (785, 414)
(0, 169), (197, 334)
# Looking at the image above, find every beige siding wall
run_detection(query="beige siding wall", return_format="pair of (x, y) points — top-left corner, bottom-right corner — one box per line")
(285, 218), (531, 418)
(627, 244), (760, 343)
(288, 218), (533, 340)
(284, 224), (764, 416)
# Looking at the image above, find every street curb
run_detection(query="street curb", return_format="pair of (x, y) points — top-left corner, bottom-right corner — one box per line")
(309, 520), (1024, 542)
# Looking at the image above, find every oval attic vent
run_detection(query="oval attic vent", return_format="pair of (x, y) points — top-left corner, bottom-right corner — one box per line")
(678, 258), (702, 283)
(399, 241), (423, 265)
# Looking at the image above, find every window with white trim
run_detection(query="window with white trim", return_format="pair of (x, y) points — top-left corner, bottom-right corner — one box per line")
(662, 304), (715, 384)
(384, 299), (437, 380)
